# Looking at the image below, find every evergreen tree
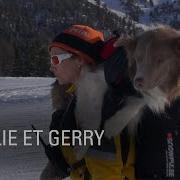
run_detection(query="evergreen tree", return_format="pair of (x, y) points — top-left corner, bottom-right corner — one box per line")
(149, 0), (154, 7)
(95, 0), (101, 6)
(123, 0), (143, 21)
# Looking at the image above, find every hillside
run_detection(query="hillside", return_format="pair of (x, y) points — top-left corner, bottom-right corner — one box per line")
(0, 0), (179, 77)
(0, 0), (139, 76)
(93, 0), (180, 27)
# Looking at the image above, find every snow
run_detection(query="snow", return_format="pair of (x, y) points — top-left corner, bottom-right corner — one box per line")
(87, 0), (96, 5)
(87, 0), (126, 18)
(152, 0), (175, 6)
(102, 0), (123, 12)
(87, 0), (178, 28)
(87, 0), (149, 31)
(139, 7), (151, 24)
(0, 77), (54, 103)
(107, 8), (125, 18)
(0, 77), (55, 180)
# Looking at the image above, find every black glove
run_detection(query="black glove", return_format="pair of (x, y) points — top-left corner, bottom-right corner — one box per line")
(44, 144), (71, 178)
(136, 98), (180, 179)
(50, 109), (65, 132)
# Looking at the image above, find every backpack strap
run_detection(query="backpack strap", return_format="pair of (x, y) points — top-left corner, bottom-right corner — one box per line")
(120, 127), (130, 166)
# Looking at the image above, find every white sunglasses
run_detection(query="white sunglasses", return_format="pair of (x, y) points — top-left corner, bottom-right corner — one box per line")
(51, 53), (73, 65)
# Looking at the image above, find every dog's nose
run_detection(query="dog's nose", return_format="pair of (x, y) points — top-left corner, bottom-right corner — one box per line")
(134, 77), (144, 89)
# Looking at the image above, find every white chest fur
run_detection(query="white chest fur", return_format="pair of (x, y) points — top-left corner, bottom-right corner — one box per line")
(75, 68), (107, 130)
(143, 87), (168, 112)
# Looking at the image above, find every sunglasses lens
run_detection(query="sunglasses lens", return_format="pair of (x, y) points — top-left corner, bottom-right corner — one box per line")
(51, 56), (60, 65)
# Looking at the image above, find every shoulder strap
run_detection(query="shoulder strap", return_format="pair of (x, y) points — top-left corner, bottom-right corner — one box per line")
(101, 87), (126, 130)
(120, 127), (130, 166)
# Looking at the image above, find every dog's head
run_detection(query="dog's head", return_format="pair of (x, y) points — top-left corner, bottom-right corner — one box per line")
(115, 27), (180, 96)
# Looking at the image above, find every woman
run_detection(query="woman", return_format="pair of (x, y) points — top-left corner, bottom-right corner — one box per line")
(40, 24), (104, 180)
(40, 25), (135, 180)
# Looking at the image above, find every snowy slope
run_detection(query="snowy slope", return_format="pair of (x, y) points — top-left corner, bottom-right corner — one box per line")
(87, 0), (125, 17)
(152, 0), (174, 5)
(0, 77), (55, 180)
(0, 77), (54, 103)
(87, 0), (148, 30)
(87, 0), (178, 26)
(101, 0), (123, 13)
(98, 0), (175, 11)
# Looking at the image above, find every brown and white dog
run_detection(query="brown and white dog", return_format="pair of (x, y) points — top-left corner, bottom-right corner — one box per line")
(104, 26), (180, 138)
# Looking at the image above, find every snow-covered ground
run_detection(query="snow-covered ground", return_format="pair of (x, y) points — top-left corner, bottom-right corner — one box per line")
(0, 77), (55, 180)
(0, 77), (54, 103)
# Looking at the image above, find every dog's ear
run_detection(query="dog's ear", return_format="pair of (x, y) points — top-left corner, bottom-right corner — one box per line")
(114, 37), (137, 79)
(114, 37), (137, 56)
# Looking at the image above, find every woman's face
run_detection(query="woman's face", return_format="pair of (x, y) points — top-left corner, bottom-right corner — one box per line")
(50, 47), (84, 85)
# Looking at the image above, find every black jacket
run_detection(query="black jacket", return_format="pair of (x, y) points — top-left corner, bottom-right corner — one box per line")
(136, 98), (180, 180)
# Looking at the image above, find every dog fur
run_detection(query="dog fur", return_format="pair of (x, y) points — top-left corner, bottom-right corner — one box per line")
(74, 66), (107, 159)
(120, 26), (180, 102)
(107, 26), (180, 137)
(75, 66), (107, 130)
